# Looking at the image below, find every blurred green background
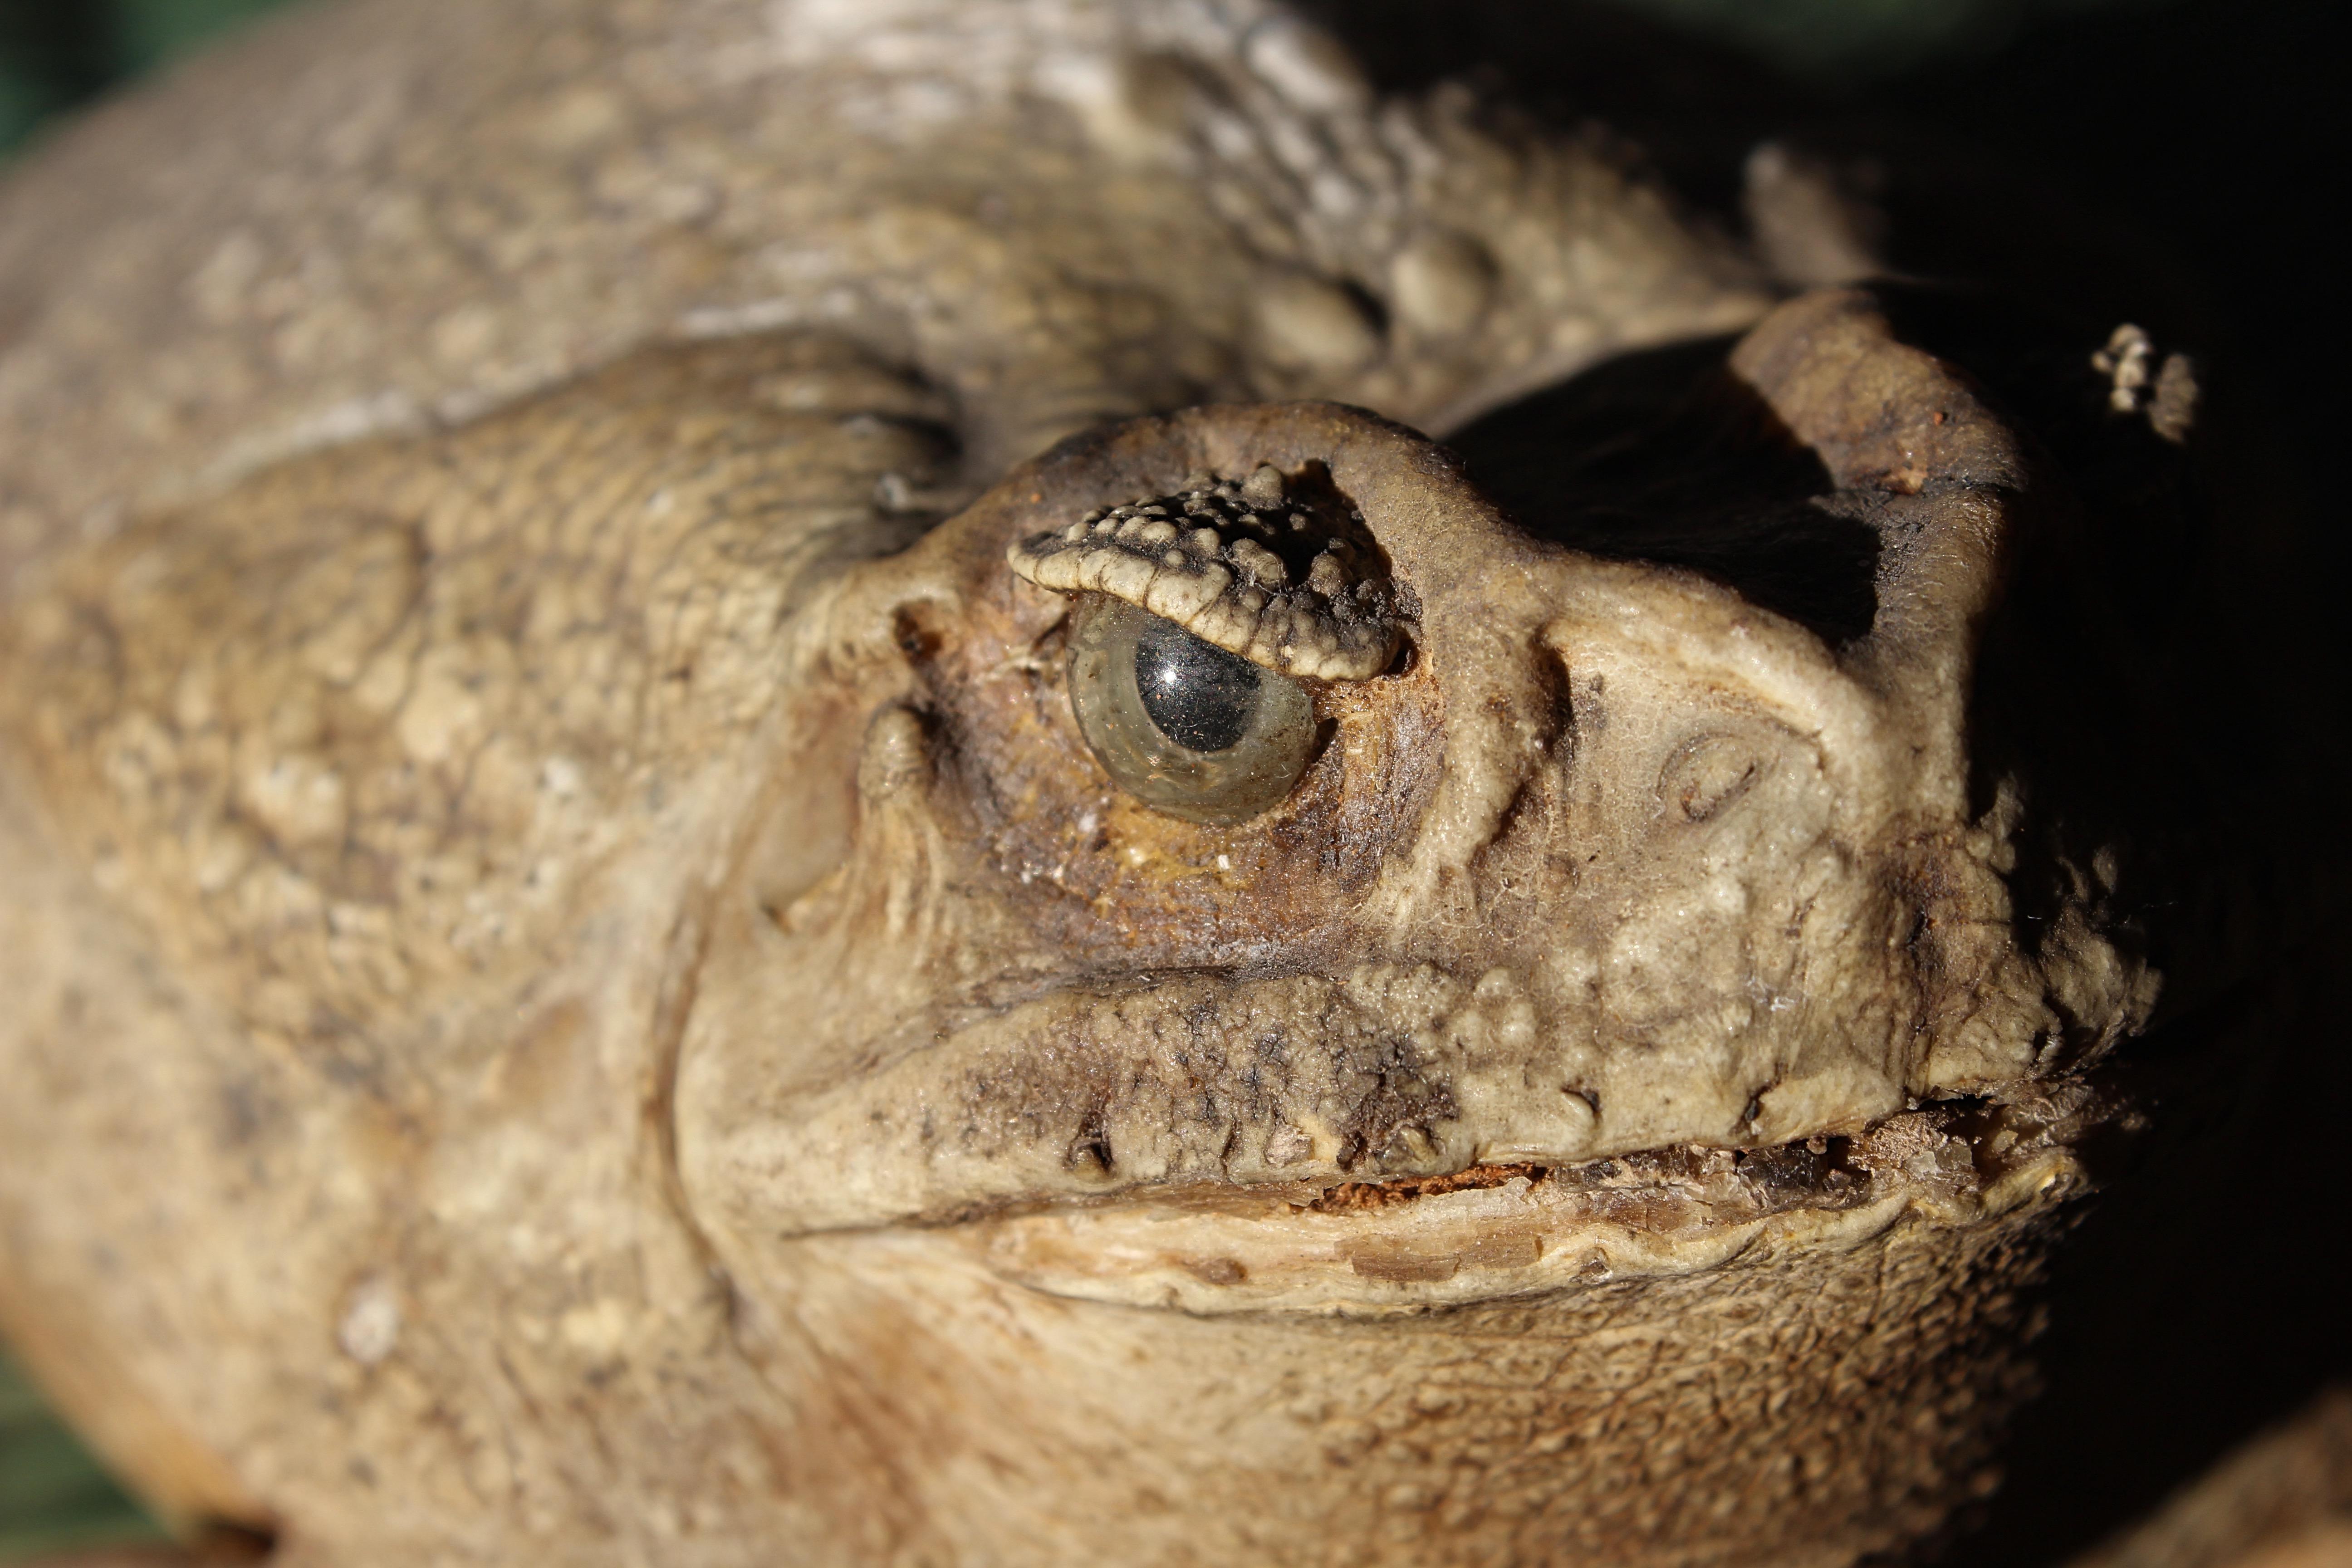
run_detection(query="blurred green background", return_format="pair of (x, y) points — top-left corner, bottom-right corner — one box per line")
(1, 0), (298, 153)
(0, 0), (2168, 159)
(1, 1349), (162, 1558)
(0, 0), (2335, 1562)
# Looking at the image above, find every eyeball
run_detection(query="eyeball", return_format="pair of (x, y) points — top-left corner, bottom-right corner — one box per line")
(1066, 595), (1319, 826)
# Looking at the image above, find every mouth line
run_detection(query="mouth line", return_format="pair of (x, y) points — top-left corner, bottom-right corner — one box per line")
(925, 1101), (2099, 1315)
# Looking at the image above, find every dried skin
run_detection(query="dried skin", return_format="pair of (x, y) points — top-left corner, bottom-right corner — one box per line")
(0, 3), (2206, 1566)
(0, 304), (2148, 1568)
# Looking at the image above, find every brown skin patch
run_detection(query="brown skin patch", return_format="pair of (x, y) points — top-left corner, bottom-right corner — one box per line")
(1307, 1161), (1554, 1212)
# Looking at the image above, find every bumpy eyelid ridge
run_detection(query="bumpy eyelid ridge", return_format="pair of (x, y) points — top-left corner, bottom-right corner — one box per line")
(1006, 463), (1404, 682)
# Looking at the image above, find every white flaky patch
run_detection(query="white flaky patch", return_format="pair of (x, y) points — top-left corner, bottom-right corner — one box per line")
(1007, 464), (1403, 681)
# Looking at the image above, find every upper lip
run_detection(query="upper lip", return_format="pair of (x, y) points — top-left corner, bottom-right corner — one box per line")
(688, 969), (1476, 1236)
(681, 936), (2098, 1310)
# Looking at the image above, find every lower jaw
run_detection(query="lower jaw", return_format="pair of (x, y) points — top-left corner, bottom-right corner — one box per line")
(744, 1101), (2104, 1568)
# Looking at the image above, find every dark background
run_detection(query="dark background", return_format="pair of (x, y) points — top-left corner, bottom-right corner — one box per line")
(1, 0), (2343, 1561)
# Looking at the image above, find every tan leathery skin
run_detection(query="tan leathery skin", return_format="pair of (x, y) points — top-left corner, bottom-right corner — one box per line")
(0, 3), (2233, 1564)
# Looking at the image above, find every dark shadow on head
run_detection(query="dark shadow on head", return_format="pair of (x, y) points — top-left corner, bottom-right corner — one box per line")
(1446, 336), (1875, 644)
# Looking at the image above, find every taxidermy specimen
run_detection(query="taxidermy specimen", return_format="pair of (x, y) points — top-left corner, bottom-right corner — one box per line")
(0, 1), (2270, 1563)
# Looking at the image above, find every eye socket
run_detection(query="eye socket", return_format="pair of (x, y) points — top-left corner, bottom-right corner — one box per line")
(1066, 595), (1318, 826)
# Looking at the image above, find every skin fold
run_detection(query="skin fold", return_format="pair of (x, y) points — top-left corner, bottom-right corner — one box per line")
(0, 1), (2252, 1563)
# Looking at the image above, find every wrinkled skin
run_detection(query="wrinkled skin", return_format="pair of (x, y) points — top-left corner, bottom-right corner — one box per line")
(0, 2), (2234, 1565)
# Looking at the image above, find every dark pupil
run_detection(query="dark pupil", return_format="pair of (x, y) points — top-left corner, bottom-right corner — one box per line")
(1134, 617), (1260, 753)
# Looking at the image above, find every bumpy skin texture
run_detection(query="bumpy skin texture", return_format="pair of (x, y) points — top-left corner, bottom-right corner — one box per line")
(0, 0), (1769, 586)
(0, 3), (2199, 1565)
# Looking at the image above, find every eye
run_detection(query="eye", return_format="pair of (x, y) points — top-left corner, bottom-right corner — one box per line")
(1008, 463), (1407, 824)
(1067, 595), (1318, 825)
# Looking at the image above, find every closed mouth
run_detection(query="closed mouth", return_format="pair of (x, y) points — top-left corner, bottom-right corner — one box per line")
(689, 962), (2121, 1314)
(933, 1100), (2093, 1315)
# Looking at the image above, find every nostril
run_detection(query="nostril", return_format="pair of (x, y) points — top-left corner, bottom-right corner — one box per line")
(1660, 733), (1766, 823)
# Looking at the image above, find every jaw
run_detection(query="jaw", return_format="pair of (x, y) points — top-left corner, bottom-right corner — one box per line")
(700, 1101), (2100, 1568)
(679, 720), (2117, 1318)
(680, 948), (2040, 1281)
(681, 1039), (2118, 1563)
(686, 973), (2103, 1314)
